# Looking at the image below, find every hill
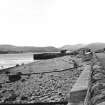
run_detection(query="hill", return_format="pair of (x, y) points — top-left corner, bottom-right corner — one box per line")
(0, 45), (60, 54)
(1, 43), (105, 54)
(85, 42), (105, 51)
(60, 44), (86, 51)
(60, 43), (105, 52)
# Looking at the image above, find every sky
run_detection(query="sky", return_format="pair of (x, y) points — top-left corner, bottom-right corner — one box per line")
(0, 0), (105, 47)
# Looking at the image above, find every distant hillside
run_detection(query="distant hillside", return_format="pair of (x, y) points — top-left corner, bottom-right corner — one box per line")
(60, 43), (105, 52)
(1, 43), (105, 54)
(0, 45), (60, 54)
(85, 43), (105, 51)
(60, 44), (86, 51)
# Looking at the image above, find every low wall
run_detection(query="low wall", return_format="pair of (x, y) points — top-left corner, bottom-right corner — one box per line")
(67, 64), (91, 105)
(69, 89), (87, 103)
(33, 53), (67, 60)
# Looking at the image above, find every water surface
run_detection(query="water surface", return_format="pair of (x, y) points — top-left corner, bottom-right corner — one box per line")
(0, 53), (34, 69)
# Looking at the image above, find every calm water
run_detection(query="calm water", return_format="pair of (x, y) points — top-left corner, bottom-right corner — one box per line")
(0, 53), (34, 69)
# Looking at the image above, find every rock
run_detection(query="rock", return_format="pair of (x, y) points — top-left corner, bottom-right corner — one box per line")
(8, 73), (21, 82)
(97, 102), (105, 105)
(21, 96), (28, 101)
(0, 84), (2, 89)
(93, 73), (105, 80)
(5, 71), (10, 74)
(4, 94), (17, 102)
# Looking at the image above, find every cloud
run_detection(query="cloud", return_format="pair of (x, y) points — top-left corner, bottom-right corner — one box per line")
(0, 0), (105, 47)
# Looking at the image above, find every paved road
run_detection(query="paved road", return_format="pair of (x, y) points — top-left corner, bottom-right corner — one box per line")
(67, 65), (91, 105)
(71, 65), (90, 92)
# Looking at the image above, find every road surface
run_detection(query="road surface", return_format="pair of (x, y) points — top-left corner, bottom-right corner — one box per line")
(67, 65), (91, 105)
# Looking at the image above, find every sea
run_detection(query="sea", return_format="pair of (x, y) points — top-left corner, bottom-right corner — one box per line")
(0, 52), (59, 70)
(0, 53), (34, 69)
